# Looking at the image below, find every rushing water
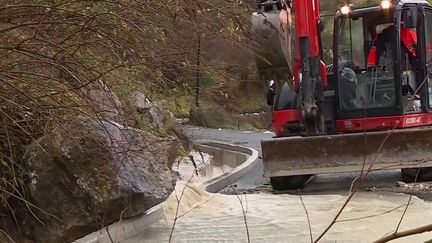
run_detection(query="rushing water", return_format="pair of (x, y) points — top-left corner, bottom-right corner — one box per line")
(123, 182), (432, 243)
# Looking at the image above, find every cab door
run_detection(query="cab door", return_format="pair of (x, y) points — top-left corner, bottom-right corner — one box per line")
(421, 6), (432, 111)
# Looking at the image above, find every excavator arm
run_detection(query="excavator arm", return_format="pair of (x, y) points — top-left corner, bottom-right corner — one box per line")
(257, 0), (328, 135)
(290, 0), (328, 135)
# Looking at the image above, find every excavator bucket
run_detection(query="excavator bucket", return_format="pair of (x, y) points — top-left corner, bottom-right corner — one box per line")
(262, 127), (432, 178)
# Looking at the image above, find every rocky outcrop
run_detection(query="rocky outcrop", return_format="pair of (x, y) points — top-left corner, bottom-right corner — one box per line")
(21, 119), (177, 243)
(149, 101), (174, 131)
(132, 90), (152, 112)
(131, 91), (175, 133)
(85, 82), (124, 122)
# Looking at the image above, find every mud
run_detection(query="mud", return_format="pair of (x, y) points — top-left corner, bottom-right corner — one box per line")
(123, 181), (432, 243)
(123, 126), (432, 242)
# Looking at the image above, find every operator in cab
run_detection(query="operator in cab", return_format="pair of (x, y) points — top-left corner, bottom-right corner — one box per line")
(367, 24), (418, 96)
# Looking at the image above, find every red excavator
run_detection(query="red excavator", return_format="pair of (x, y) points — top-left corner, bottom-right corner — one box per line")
(254, 0), (432, 189)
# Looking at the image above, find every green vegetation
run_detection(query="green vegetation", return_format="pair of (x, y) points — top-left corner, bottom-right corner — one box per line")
(0, 1), (257, 240)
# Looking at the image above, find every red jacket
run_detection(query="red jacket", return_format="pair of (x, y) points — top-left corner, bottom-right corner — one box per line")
(400, 26), (417, 57)
(367, 26), (417, 66)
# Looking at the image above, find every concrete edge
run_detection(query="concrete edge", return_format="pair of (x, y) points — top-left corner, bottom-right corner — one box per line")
(196, 141), (259, 193)
(75, 141), (259, 243)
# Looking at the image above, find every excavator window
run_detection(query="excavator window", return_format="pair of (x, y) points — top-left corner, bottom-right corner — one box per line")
(337, 11), (397, 112)
(338, 17), (365, 70)
(337, 7), (428, 114)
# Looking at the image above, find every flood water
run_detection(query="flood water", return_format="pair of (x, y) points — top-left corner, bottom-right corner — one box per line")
(123, 182), (432, 243)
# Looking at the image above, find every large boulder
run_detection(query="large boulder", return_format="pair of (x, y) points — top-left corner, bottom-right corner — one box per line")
(85, 83), (124, 122)
(21, 119), (177, 243)
(0, 218), (32, 243)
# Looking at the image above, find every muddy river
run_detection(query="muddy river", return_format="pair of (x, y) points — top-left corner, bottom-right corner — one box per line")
(123, 181), (432, 242)
(120, 126), (432, 242)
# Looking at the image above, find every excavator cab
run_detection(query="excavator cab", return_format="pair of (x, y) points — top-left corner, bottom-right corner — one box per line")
(260, 0), (432, 190)
(334, 2), (425, 118)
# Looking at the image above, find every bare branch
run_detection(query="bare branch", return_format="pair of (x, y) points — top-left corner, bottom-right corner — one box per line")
(299, 194), (313, 243)
(373, 224), (432, 243)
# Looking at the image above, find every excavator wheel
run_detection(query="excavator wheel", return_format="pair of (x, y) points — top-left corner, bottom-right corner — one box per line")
(401, 167), (432, 183)
(270, 175), (314, 190)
